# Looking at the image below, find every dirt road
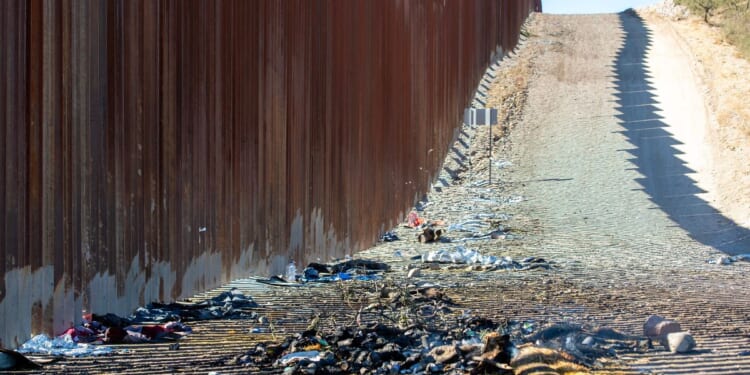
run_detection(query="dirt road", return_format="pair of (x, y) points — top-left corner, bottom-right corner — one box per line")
(490, 10), (750, 373)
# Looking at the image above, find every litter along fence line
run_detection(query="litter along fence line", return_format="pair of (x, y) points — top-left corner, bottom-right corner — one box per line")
(0, 0), (541, 348)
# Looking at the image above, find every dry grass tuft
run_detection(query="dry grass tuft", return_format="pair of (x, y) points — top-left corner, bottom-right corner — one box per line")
(722, 12), (750, 59)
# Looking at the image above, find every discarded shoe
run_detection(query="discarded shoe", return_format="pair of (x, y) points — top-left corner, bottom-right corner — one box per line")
(418, 227), (444, 243)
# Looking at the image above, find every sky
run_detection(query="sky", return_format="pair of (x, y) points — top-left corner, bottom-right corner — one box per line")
(542, 0), (657, 14)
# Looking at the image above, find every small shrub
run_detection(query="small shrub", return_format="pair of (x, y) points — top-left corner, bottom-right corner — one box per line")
(676, 0), (750, 60)
(722, 12), (750, 58)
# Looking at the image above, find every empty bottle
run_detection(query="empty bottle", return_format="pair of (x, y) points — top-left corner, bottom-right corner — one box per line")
(286, 261), (297, 282)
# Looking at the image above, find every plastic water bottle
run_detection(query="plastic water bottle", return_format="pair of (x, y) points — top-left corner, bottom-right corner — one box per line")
(285, 261), (297, 282)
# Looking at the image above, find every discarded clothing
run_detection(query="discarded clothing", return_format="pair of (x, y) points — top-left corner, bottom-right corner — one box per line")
(406, 212), (425, 228)
(304, 259), (389, 282)
(329, 259), (390, 274)
(708, 253), (750, 265)
(380, 231), (399, 242)
(59, 326), (99, 344)
(256, 259), (390, 287)
(18, 334), (114, 357)
(130, 287), (258, 323)
(58, 312), (125, 344)
(103, 322), (192, 344)
(302, 259), (390, 276)
(448, 220), (488, 234)
(443, 218), (515, 243)
(255, 272), (383, 287)
(35, 289), (255, 350)
(89, 313), (132, 329)
(420, 246), (552, 270)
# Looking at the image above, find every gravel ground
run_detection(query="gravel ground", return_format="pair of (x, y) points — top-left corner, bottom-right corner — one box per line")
(368, 10), (750, 374)
(20, 11), (750, 375)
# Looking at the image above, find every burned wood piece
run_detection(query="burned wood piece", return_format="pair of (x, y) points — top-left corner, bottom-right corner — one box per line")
(480, 332), (513, 364)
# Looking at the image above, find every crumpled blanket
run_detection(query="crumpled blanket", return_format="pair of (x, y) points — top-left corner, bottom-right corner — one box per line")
(130, 287), (258, 323)
(17, 334), (115, 356)
(420, 246), (552, 270)
(708, 253), (750, 265)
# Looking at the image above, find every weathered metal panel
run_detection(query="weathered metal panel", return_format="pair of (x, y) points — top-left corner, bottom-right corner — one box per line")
(0, 0), (540, 347)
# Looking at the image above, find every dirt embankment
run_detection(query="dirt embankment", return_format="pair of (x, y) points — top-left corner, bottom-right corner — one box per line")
(640, 2), (750, 227)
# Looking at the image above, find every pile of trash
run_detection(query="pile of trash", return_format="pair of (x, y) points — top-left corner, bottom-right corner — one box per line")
(227, 317), (650, 374)
(223, 282), (650, 374)
(37, 312), (194, 347)
(228, 316), (517, 374)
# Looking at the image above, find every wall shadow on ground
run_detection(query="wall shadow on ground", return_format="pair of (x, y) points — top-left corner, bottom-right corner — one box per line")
(614, 10), (750, 255)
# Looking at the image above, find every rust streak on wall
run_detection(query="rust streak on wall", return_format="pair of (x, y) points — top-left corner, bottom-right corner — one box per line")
(0, 0), (541, 347)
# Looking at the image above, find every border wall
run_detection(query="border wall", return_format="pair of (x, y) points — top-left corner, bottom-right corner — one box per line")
(0, 0), (541, 347)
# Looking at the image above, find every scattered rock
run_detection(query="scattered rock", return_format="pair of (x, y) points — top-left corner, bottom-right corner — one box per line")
(490, 230), (506, 239)
(644, 315), (682, 344)
(429, 345), (459, 364)
(639, 0), (689, 20)
(667, 332), (696, 353)
(407, 268), (421, 278)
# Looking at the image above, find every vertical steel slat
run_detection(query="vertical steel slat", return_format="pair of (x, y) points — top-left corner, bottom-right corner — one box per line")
(0, 0), (538, 347)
